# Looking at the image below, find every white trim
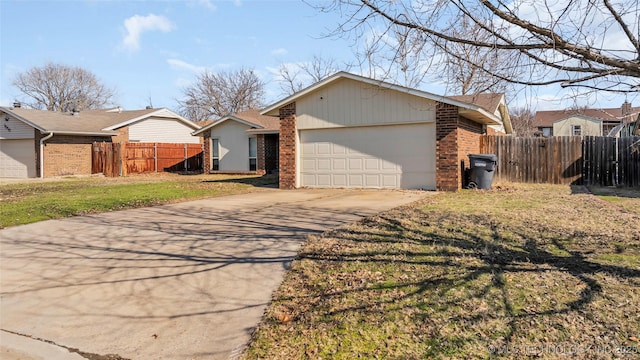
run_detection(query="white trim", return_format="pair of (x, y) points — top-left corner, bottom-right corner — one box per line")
(260, 71), (503, 125)
(39, 132), (54, 179)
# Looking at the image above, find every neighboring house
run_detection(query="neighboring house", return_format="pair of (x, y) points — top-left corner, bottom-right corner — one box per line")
(533, 101), (639, 136)
(192, 109), (280, 174)
(0, 105), (200, 178)
(609, 115), (640, 137)
(260, 71), (512, 191)
(448, 93), (513, 135)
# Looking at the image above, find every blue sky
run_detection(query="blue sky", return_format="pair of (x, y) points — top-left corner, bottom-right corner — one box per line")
(0, 0), (357, 111)
(0, 0), (635, 114)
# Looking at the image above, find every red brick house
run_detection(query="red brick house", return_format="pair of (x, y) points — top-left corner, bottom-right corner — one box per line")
(261, 72), (512, 191)
(0, 106), (200, 178)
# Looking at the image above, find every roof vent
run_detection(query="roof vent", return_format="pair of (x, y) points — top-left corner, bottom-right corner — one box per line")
(12, 101), (21, 108)
(146, 106), (153, 109)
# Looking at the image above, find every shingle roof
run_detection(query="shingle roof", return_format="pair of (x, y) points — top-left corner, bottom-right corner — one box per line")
(192, 109), (280, 136)
(448, 93), (503, 114)
(0, 107), (196, 135)
(233, 109), (280, 131)
(533, 105), (640, 128)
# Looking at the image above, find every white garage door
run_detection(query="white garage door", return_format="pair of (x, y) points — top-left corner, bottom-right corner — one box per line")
(0, 139), (36, 178)
(300, 123), (436, 189)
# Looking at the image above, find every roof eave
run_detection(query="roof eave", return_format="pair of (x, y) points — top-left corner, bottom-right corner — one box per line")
(103, 108), (200, 131)
(246, 129), (279, 134)
(0, 107), (47, 132)
(458, 108), (502, 125)
(260, 72), (505, 124)
(45, 130), (118, 136)
(191, 115), (263, 136)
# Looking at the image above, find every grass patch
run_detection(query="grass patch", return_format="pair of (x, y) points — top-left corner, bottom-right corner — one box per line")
(588, 186), (640, 215)
(244, 184), (640, 359)
(0, 173), (276, 228)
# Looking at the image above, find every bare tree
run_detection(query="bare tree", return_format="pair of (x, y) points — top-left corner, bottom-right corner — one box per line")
(177, 68), (265, 122)
(435, 17), (514, 95)
(277, 54), (343, 95)
(319, 0), (640, 93)
(510, 106), (537, 136)
(12, 62), (116, 112)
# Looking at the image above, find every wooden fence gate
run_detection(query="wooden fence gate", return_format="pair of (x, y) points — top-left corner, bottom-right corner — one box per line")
(582, 136), (640, 187)
(92, 142), (122, 177)
(92, 142), (203, 177)
(480, 135), (640, 187)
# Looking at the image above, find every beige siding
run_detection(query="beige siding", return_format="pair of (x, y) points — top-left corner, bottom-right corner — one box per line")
(212, 120), (251, 171)
(553, 117), (602, 136)
(296, 78), (436, 130)
(0, 113), (35, 140)
(128, 118), (200, 143)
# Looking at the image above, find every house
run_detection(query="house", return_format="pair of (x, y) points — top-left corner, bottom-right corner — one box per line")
(533, 101), (639, 136)
(260, 71), (512, 191)
(192, 109), (280, 174)
(0, 105), (200, 178)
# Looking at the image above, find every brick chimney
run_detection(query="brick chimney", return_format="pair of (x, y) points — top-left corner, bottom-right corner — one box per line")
(621, 100), (632, 122)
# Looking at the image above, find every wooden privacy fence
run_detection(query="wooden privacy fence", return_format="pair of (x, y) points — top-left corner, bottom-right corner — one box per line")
(582, 136), (640, 187)
(92, 142), (122, 177)
(92, 142), (203, 177)
(480, 135), (640, 187)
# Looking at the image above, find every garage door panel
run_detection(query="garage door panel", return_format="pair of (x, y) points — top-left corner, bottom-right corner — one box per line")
(333, 158), (346, 170)
(317, 159), (331, 170)
(364, 159), (379, 170)
(302, 159), (316, 171)
(0, 139), (36, 178)
(348, 158), (362, 170)
(365, 175), (380, 187)
(300, 124), (436, 189)
(348, 174), (363, 187)
(333, 174), (347, 186)
(382, 175), (398, 187)
(333, 144), (347, 154)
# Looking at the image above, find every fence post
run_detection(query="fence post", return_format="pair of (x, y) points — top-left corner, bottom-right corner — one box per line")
(154, 143), (158, 173)
(184, 143), (188, 172)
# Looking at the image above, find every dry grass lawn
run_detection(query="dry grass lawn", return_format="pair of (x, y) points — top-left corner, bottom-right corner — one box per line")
(244, 183), (640, 359)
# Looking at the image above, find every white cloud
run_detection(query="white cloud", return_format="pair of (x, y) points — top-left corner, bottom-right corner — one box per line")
(233, 0), (242, 6)
(167, 59), (207, 73)
(194, 0), (217, 11)
(271, 48), (288, 56)
(122, 14), (175, 51)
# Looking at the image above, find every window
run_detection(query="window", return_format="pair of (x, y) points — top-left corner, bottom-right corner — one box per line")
(542, 128), (552, 137)
(212, 138), (219, 171)
(249, 137), (257, 171)
(572, 125), (582, 136)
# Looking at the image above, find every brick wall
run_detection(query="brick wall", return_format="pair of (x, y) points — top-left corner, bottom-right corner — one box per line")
(279, 102), (297, 189)
(202, 131), (211, 173)
(436, 103), (483, 191)
(111, 127), (129, 143)
(435, 102), (460, 191)
(256, 134), (266, 175)
(41, 135), (107, 177)
(457, 117), (483, 186)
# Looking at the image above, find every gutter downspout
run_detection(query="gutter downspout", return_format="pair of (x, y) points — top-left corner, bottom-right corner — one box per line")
(39, 132), (54, 179)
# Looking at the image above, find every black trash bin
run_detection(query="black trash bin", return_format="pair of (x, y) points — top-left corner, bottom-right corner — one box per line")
(467, 154), (497, 189)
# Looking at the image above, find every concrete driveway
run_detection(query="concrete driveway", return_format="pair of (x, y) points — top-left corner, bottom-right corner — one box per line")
(0, 188), (425, 360)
